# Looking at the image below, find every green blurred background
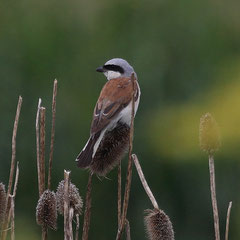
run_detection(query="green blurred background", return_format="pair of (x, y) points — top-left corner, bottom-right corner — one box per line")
(1, 0), (240, 239)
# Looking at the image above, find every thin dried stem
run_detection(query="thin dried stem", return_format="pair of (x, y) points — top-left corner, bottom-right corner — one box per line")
(82, 172), (93, 240)
(1, 96), (22, 240)
(40, 107), (46, 196)
(10, 196), (15, 240)
(209, 155), (220, 240)
(5, 164), (19, 240)
(225, 201), (232, 240)
(133, 154), (159, 209)
(41, 227), (48, 240)
(12, 163), (19, 198)
(75, 214), (80, 240)
(69, 208), (74, 240)
(10, 162), (19, 240)
(117, 161), (121, 228)
(48, 79), (58, 189)
(39, 107), (48, 240)
(7, 96), (22, 199)
(116, 73), (135, 240)
(64, 170), (72, 240)
(36, 98), (42, 197)
(125, 219), (131, 240)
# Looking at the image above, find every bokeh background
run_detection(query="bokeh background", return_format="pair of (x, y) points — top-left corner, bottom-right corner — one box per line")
(1, 0), (240, 239)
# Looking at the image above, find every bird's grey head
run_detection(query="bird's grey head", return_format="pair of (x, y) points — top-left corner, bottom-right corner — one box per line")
(96, 58), (136, 80)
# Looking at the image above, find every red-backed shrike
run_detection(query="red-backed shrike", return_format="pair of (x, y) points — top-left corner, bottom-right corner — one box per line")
(76, 58), (140, 176)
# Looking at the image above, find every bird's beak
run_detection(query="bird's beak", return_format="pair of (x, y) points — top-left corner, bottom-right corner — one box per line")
(96, 66), (105, 73)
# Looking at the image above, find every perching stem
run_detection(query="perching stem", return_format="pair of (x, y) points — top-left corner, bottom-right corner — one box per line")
(82, 173), (93, 240)
(116, 73), (136, 240)
(133, 154), (159, 209)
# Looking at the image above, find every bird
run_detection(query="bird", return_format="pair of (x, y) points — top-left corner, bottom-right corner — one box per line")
(76, 58), (140, 176)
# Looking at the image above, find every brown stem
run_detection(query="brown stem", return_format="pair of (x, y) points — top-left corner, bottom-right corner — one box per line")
(116, 73), (135, 240)
(75, 214), (80, 240)
(125, 219), (131, 240)
(10, 195), (15, 240)
(1, 96), (22, 240)
(42, 227), (48, 240)
(209, 155), (220, 240)
(5, 163), (19, 240)
(69, 208), (74, 240)
(10, 162), (19, 240)
(36, 100), (48, 240)
(117, 161), (122, 228)
(48, 79), (58, 189)
(12, 162), (19, 198)
(64, 170), (72, 240)
(40, 107), (46, 196)
(132, 154), (159, 209)
(36, 98), (42, 197)
(40, 107), (47, 240)
(225, 201), (232, 240)
(82, 173), (93, 240)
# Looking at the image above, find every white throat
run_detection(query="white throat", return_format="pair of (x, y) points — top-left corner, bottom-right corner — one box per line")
(104, 71), (121, 80)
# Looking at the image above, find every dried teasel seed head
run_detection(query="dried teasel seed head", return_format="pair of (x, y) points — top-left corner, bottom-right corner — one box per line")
(56, 180), (83, 215)
(0, 183), (7, 224)
(144, 208), (174, 240)
(199, 113), (221, 154)
(36, 190), (57, 230)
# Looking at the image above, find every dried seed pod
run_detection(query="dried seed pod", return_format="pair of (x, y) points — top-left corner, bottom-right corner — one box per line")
(0, 183), (6, 224)
(56, 180), (83, 215)
(36, 190), (57, 230)
(199, 113), (220, 154)
(144, 208), (174, 240)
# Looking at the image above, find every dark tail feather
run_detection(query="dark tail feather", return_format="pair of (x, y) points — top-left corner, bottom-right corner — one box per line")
(76, 132), (100, 168)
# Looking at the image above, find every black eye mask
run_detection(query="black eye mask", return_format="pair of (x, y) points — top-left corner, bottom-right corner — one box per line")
(103, 64), (124, 74)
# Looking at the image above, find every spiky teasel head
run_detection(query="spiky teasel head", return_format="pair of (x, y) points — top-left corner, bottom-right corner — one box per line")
(56, 180), (83, 215)
(36, 190), (57, 230)
(0, 183), (6, 224)
(144, 208), (174, 240)
(199, 113), (221, 155)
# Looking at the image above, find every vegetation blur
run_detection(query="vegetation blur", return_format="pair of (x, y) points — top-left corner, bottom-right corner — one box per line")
(1, 0), (240, 239)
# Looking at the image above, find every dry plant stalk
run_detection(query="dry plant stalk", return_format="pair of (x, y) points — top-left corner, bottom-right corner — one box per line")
(40, 107), (48, 240)
(133, 154), (159, 209)
(209, 155), (220, 240)
(10, 195), (15, 240)
(8, 163), (19, 240)
(117, 162), (121, 228)
(36, 98), (42, 196)
(75, 214), (80, 240)
(0, 183), (6, 225)
(36, 102), (48, 239)
(64, 170), (72, 240)
(225, 201), (232, 240)
(1, 96), (22, 240)
(125, 219), (131, 240)
(82, 172), (93, 240)
(116, 73), (135, 240)
(48, 79), (58, 189)
(10, 163), (19, 240)
(133, 155), (174, 240)
(40, 107), (46, 196)
(200, 113), (221, 240)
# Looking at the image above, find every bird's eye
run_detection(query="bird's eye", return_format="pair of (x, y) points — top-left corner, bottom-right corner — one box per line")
(103, 64), (124, 74)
